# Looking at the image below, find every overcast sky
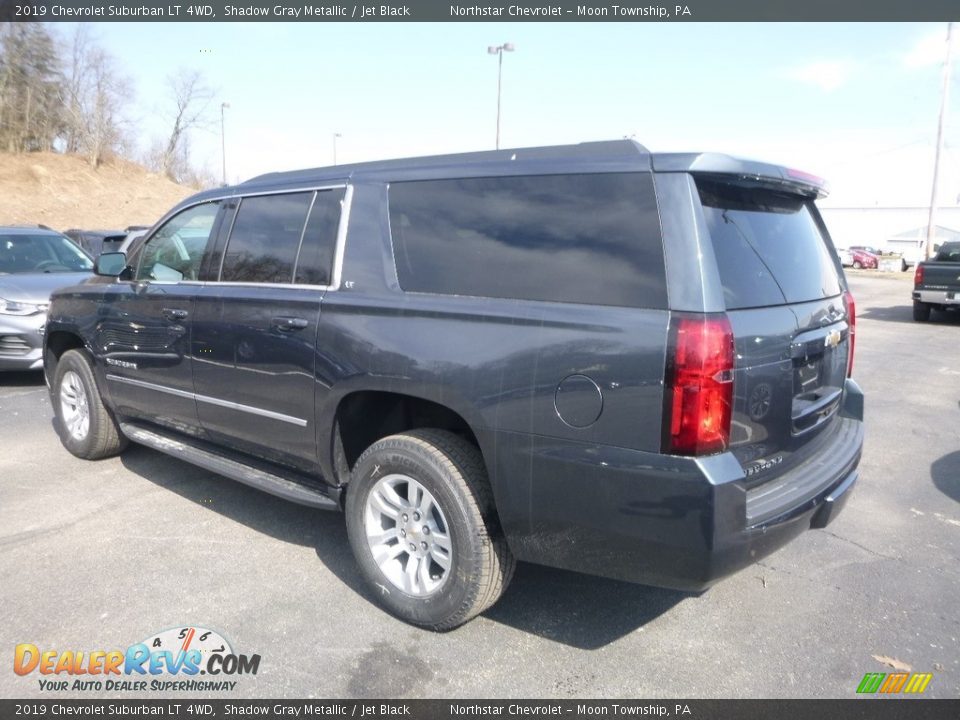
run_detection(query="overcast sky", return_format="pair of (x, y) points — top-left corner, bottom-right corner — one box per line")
(64, 21), (958, 208)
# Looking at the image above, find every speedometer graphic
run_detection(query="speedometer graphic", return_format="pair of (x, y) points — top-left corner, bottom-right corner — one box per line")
(138, 626), (233, 671)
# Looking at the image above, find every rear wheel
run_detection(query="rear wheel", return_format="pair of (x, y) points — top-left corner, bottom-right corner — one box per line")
(345, 429), (515, 630)
(853, 260), (862, 269)
(53, 349), (127, 459)
(913, 301), (932, 322)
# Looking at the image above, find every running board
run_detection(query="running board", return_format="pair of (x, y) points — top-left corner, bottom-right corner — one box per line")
(120, 422), (340, 511)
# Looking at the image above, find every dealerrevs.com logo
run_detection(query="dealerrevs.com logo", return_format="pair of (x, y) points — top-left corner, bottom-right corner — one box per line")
(14, 626), (260, 692)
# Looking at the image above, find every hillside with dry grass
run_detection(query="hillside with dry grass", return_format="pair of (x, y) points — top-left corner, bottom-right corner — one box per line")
(0, 152), (194, 232)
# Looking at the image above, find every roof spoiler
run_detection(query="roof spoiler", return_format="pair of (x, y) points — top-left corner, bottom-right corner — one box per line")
(652, 152), (829, 198)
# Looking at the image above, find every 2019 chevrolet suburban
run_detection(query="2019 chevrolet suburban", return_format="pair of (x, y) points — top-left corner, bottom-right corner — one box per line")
(44, 141), (864, 630)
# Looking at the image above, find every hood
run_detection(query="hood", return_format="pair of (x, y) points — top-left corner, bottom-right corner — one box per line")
(0, 272), (92, 303)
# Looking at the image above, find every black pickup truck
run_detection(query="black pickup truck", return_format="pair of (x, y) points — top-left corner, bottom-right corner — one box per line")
(913, 241), (960, 321)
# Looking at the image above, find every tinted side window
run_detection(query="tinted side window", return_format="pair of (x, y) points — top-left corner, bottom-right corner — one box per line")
(697, 178), (842, 310)
(136, 202), (221, 282)
(389, 173), (666, 308)
(294, 188), (344, 286)
(221, 193), (312, 283)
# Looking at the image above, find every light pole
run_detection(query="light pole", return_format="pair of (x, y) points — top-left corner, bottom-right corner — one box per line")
(333, 132), (342, 166)
(487, 42), (515, 150)
(220, 102), (230, 186)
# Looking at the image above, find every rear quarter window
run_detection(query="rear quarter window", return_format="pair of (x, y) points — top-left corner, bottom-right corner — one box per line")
(696, 178), (842, 310)
(388, 173), (666, 308)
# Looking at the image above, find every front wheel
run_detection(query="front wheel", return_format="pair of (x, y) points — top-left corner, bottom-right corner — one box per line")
(53, 349), (127, 459)
(913, 301), (932, 322)
(345, 429), (515, 630)
(853, 260), (863, 269)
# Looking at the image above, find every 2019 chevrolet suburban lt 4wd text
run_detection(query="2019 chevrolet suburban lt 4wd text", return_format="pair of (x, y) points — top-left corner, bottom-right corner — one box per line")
(44, 141), (864, 630)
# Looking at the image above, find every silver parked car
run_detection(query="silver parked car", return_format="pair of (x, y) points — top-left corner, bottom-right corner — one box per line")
(0, 227), (93, 371)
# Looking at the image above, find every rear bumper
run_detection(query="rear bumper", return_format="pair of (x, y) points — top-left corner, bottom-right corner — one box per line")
(490, 378), (864, 591)
(913, 289), (960, 305)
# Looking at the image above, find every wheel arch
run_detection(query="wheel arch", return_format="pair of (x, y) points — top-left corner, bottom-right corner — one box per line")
(330, 389), (486, 487)
(44, 330), (87, 386)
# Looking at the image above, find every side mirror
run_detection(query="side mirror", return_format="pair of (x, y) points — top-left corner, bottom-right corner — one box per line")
(95, 252), (128, 277)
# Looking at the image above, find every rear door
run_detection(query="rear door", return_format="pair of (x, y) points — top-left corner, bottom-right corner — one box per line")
(693, 176), (851, 483)
(191, 187), (346, 474)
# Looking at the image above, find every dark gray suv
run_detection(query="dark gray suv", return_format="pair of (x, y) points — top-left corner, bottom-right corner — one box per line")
(44, 141), (864, 630)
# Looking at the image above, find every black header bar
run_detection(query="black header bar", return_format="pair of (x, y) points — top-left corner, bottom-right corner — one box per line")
(0, 0), (958, 22)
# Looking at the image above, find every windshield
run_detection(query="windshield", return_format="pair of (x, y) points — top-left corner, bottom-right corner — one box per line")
(0, 233), (93, 275)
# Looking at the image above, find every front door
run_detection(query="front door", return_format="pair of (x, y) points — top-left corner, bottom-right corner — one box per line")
(98, 201), (226, 435)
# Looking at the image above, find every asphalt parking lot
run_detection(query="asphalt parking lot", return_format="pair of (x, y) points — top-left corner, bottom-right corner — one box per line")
(1, 273), (958, 700)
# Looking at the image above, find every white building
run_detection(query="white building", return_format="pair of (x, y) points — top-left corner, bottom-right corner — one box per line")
(819, 206), (960, 267)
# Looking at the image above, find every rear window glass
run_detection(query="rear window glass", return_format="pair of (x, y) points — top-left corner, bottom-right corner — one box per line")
(389, 173), (666, 308)
(697, 178), (842, 310)
(934, 242), (960, 262)
(221, 193), (312, 284)
(294, 188), (344, 286)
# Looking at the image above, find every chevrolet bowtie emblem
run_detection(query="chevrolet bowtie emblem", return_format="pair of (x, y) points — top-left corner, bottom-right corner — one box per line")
(825, 330), (842, 349)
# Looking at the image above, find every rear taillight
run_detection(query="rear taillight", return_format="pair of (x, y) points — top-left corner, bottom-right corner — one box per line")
(844, 290), (856, 378)
(663, 314), (735, 456)
(914, 264), (924, 286)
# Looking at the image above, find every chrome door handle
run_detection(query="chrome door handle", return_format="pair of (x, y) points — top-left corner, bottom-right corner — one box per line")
(162, 308), (189, 321)
(272, 316), (309, 331)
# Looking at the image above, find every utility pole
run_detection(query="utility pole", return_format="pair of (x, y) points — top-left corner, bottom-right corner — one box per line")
(925, 22), (954, 260)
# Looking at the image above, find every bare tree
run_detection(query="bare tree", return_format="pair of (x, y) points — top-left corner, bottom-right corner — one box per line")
(159, 69), (215, 181)
(83, 48), (130, 167)
(60, 24), (91, 154)
(59, 26), (131, 167)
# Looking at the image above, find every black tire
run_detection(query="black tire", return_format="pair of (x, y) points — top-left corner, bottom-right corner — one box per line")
(52, 349), (127, 459)
(853, 261), (862, 269)
(901, 259), (908, 272)
(913, 301), (932, 322)
(344, 429), (515, 630)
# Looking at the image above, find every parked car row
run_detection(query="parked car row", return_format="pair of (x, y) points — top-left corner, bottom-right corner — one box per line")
(64, 226), (151, 257)
(837, 246), (879, 270)
(835, 245), (927, 272)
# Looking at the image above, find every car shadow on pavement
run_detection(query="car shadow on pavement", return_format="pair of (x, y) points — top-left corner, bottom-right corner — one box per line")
(927, 310), (960, 325)
(481, 562), (690, 649)
(931, 450), (960, 504)
(857, 304), (914, 324)
(857, 305), (960, 325)
(859, 304), (960, 325)
(120, 444), (688, 648)
(0, 370), (45, 386)
(120, 444), (338, 550)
